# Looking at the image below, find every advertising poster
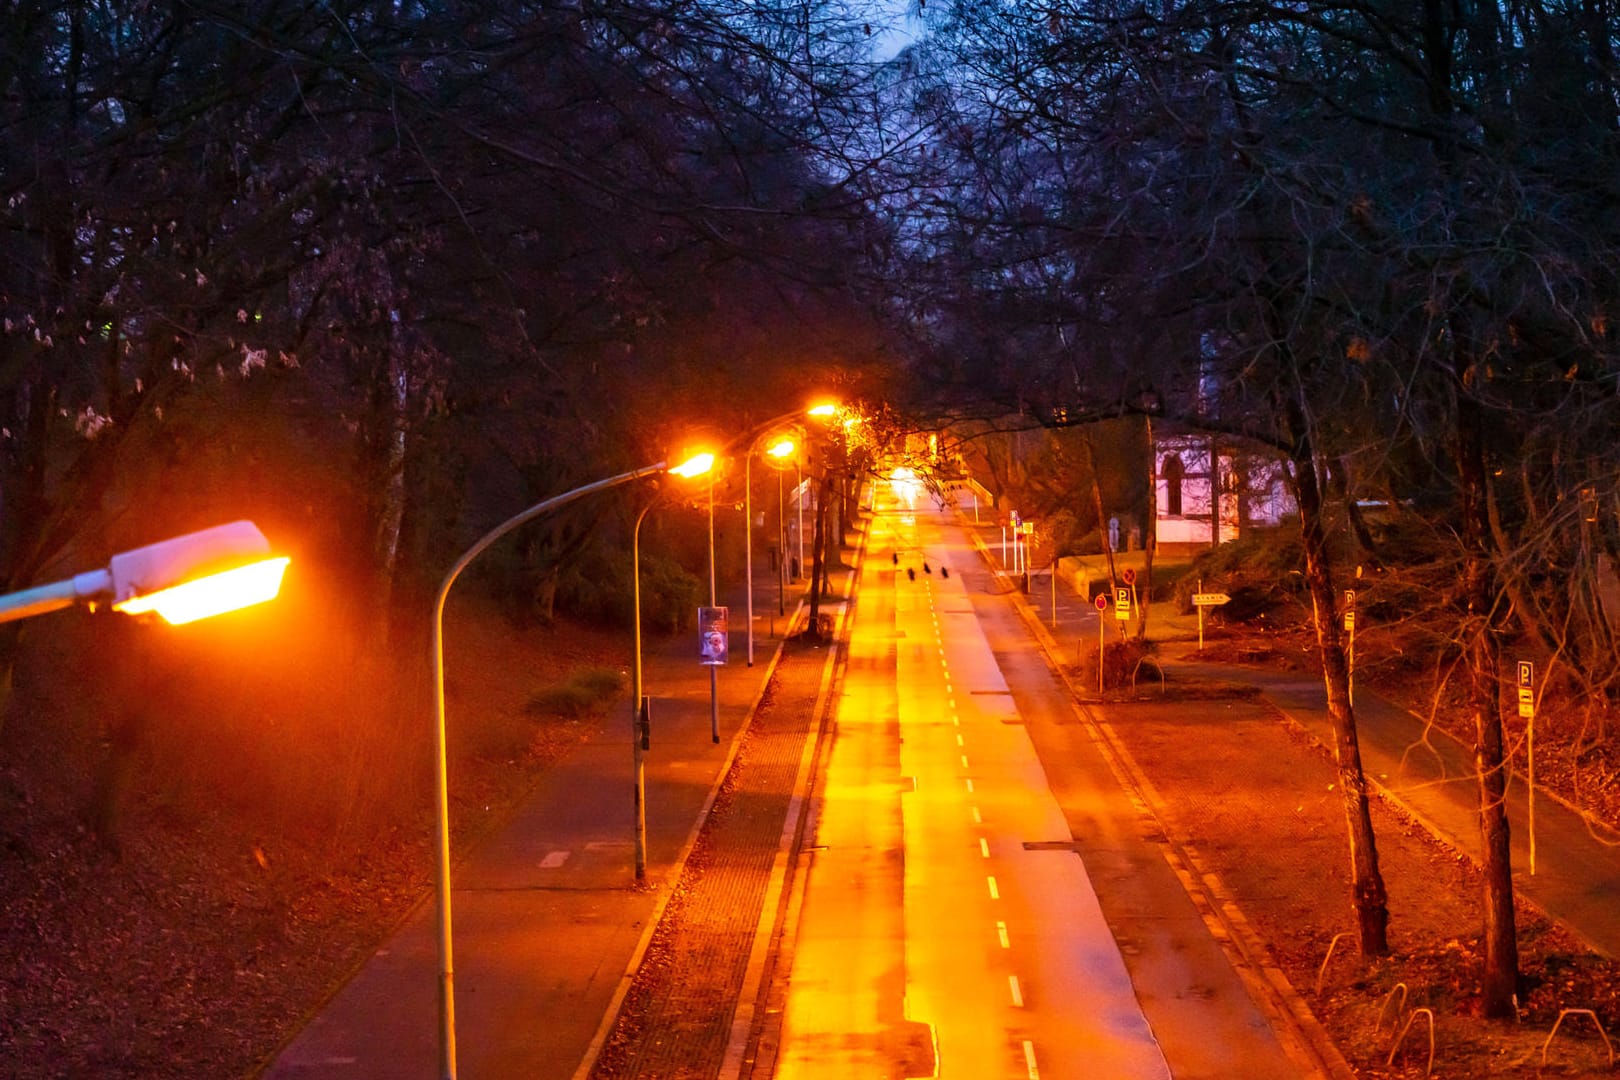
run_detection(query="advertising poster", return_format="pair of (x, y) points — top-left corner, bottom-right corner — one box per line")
(699, 606), (729, 666)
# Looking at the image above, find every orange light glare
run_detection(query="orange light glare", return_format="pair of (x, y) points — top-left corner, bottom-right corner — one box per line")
(766, 439), (796, 458)
(114, 556), (290, 625)
(807, 403), (838, 418)
(669, 452), (716, 478)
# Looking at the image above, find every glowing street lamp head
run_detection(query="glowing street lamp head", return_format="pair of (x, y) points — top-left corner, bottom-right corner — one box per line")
(806, 402), (838, 419)
(668, 451), (716, 479)
(766, 438), (796, 459)
(114, 557), (290, 625)
(106, 520), (289, 625)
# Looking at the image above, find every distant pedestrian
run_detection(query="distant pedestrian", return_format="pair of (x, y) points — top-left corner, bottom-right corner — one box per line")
(942, 567), (949, 578)
(907, 568), (916, 581)
(892, 552), (898, 565)
(924, 561), (931, 574)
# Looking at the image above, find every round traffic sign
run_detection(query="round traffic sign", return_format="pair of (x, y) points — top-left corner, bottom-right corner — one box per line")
(1122, 567), (1136, 585)
(1094, 593), (1108, 611)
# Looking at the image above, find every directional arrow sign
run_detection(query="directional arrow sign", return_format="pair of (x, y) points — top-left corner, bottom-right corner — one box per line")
(1192, 593), (1231, 607)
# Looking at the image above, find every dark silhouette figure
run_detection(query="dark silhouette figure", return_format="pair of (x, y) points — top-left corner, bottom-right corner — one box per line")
(892, 552), (899, 565)
(942, 567), (950, 578)
(923, 561), (932, 574)
(906, 568), (916, 581)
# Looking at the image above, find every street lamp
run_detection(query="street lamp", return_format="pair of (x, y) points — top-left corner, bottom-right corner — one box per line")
(628, 453), (715, 881)
(0, 520), (289, 626)
(743, 435), (797, 666)
(429, 450), (712, 1080)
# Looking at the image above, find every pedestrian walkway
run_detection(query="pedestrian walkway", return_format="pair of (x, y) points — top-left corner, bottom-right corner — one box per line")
(957, 512), (1620, 963)
(263, 543), (854, 1080)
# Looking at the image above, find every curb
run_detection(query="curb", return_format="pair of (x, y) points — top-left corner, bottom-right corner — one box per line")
(570, 596), (806, 1080)
(722, 519), (869, 1079)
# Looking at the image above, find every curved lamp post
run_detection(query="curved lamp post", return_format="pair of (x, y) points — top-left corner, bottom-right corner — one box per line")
(0, 520), (289, 626)
(430, 451), (713, 1080)
(744, 435), (797, 665)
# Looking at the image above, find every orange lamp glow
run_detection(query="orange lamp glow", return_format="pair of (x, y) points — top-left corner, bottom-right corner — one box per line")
(113, 556), (290, 625)
(806, 403), (838, 418)
(669, 451), (716, 478)
(766, 438), (796, 459)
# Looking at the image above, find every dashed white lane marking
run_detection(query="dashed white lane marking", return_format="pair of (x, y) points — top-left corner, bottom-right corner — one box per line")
(540, 850), (570, 868)
(1009, 975), (1024, 1007)
(960, 754), (969, 768)
(997, 921), (1010, 948)
(965, 778), (974, 793)
(1023, 1040), (1040, 1079)
(987, 876), (1000, 900)
(979, 838), (990, 858)
(971, 806), (982, 823)
(956, 733), (964, 746)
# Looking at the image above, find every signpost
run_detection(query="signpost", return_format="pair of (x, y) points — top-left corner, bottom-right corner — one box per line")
(1520, 660), (1537, 874)
(1191, 579), (1231, 650)
(1343, 590), (1356, 706)
(1094, 592), (1108, 693)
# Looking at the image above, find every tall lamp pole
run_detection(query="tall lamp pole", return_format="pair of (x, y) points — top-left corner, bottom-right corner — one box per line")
(743, 435), (798, 667)
(744, 452), (754, 666)
(630, 502), (655, 881)
(430, 452), (712, 1080)
(707, 478), (720, 743)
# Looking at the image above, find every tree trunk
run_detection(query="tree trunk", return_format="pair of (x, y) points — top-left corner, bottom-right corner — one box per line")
(1083, 430), (1118, 591)
(1286, 389), (1390, 957)
(1455, 355), (1520, 1017)
(1137, 416), (1156, 640)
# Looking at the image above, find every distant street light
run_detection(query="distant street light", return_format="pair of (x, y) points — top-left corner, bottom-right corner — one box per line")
(429, 450), (713, 1080)
(0, 520), (289, 626)
(743, 435), (797, 666)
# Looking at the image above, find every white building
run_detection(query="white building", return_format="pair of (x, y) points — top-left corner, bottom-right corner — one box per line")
(1154, 432), (1296, 555)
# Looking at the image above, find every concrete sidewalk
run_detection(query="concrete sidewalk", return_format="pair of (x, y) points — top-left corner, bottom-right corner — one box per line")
(263, 539), (856, 1079)
(960, 513), (1620, 963)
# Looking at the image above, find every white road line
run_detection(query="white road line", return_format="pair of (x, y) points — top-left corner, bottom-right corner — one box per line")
(960, 754), (969, 768)
(987, 876), (999, 900)
(979, 837), (990, 857)
(1023, 1040), (1040, 1079)
(997, 921), (1010, 948)
(1009, 975), (1024, 1007)
(964, 778), (974, 792)
(956, 733), (964, 746)
(971, 805), (982, 823)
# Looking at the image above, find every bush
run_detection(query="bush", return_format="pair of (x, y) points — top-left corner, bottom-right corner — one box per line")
(554, 545), (703, 632)
(525, 666), (625, 720)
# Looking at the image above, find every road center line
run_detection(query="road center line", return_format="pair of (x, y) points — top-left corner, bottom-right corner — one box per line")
(1023, 1040), (1040, 1079)
(979, 837), (990, 857)
(987, 876), (1000, 900)
(997, 921), (1010, 948)
(1009, 974), (1024, 1007)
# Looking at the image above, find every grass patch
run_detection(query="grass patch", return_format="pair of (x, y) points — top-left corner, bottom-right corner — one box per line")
(525, 666), (626, 720)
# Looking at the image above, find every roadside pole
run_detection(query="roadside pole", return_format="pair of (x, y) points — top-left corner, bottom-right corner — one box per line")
(1343, 589), (1356, 708)
(1191, 581), (1231, 650)
(1094, 592), (1108, 693)
(1519, 660), (1537, 875)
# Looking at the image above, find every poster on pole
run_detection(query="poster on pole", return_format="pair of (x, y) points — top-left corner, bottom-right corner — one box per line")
(698, 606), (730, 666)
